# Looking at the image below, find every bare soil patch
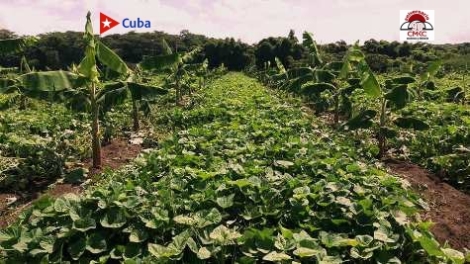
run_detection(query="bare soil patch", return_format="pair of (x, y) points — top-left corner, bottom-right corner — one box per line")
(386, 159), (470, 250)
(0, 137), (142, 228)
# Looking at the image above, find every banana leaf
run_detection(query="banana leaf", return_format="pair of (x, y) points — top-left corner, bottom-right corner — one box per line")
(96, 41), (130, 75)
(18, 71), (85, 92)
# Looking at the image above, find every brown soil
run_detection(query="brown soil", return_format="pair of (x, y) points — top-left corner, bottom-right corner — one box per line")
(0, 137), (142, 228)
(386, 159), (470, 250)
(85, 137), (142, 174)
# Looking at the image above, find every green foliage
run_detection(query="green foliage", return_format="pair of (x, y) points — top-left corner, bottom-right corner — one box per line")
(0, 103), (91, 191)
(341, 109), (377, 130)
(390, 102), (470, 192)
(302, 31), (322, 66)
(0, 73), (461, 263)
(0, 37), (37, 55)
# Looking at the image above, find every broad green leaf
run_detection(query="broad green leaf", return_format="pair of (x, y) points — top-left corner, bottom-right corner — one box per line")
(385, 85), (408, 109)
(86, 233), (107, 254)
(315, 70), (335, 83)
(287, 74), (315, 92)
(0, 78), (17, 93)
(262, 251), (292, 262)
(110, 246), (125, 259)
(161, 39), (173, 55)
(173, 215), (197, 226)
(380, 127), (398, 138)
(301, 83), (336, 96)
(97, 82), (128, 113)
(73, 217), (97, 232)
(39, 236), (55, 253)
(292, 230), (319, 249)
(275, 57), (286, 74)
(54, 198), (70, 213)
(20, 56), (31, 73)
(293, 247), (325, 258)
(407, 229), (444, 257)
(140, 53), (181, 71)
(122, 196), (141, 209)
(319, 255), (343, 264)
(209, 225), (242, 245)
(274, 234), (289, 251)
(320, 231), (358, 248)
(67, 234), (86, 260)
(186, 237), (198, 253)
(420, 60), (441, 81)
(181, 47), (201, 63)
(0, 37), (36, 54)
(287, 67), (313, 79)
(168, 234), (189, 253)
(358, 61), (381, 98)
(0, 227), (19, 242)
(302, 31), (323, 66)
(127, 82), (168, 101)
(341, 110), (377, 130)
(100, 208), (127, 228)
(355, 235), (374, 246)
(275, 160), (294, 168)
(339, 46), (364, 79)
(197, 247), (211, 260)
(77, 53), (98, 81)
(391, 76), (415, 85)
(442, 248), (465, 264)
(29, 248), (48, 257)
(124, 243), (142, 259)
(350, 247), (374, 259)
(394, 117), (429, 130)
(148, 243), (179, 258)
(216, 194), (235, 209)
(80, 13), (99, 81)
(18, 71), (83, 92)
(96, 41), (129, 75)
(129, 225), (148, 243)
(374, 226), (395, 243)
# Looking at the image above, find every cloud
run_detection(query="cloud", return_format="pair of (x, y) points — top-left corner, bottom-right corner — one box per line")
(0, 0), (469, 43)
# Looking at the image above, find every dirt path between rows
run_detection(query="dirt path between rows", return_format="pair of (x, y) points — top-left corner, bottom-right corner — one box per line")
(386, 159), (470, 250)
(0, 137), (142, 228)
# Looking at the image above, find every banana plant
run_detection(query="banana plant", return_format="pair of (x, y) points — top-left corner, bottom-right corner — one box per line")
(271, 43), (363, 124)
(1, 12), (139, 168)
(0, 36), (36, 73)
(341, 49), (429, 158)
(417, 60), (441, 100)
(140, 41), (203, 106)
(302, 31), (323, 67)
(464, 63), (468, 104)
(0, 37), (37, 108)
(104, 70), (168, 132)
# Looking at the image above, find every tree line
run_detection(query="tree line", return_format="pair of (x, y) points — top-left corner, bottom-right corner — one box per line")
(1, 28), (469, 72)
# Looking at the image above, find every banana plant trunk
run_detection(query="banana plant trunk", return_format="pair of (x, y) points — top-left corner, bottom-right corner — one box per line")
(176, 78), (182, 106)
(463, 64), (467, 105)
(333, 90), (339, 126)
(132, 99), (140, 131)
(91, 82), (102, 168)
(378, 98), (387, 158)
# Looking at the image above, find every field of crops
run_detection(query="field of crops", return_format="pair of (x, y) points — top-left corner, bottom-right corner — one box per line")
(1, 12), (470, 264)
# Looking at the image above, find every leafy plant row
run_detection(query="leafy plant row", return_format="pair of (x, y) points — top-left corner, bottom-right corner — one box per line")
(1, 73), (465, 263)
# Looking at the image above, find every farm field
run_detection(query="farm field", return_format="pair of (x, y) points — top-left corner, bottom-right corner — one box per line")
(1, 11), (470, 264)
(0, 72), (466, 263)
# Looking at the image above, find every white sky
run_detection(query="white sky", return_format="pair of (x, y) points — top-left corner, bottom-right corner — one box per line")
(0, 0), (469, 44)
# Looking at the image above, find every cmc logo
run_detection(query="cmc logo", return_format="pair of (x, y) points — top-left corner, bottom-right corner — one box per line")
(400, 10), (434, 41)
(100, 12), (151, 34)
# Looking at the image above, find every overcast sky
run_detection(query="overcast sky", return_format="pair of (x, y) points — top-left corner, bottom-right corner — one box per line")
(0, 0), (469, 44)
